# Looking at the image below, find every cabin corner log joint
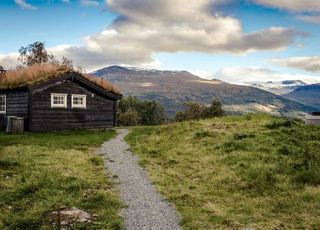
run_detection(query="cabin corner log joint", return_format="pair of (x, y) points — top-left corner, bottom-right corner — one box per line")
(0, 72), (122, 132)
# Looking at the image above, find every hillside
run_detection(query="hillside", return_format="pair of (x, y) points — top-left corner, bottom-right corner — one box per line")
(126, 114), (320, 229)
(92, 66), (316, 116)
(284, 84), (320, 110)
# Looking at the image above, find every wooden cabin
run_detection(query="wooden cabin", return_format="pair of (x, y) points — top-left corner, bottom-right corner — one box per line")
(0, 67), (122, 132)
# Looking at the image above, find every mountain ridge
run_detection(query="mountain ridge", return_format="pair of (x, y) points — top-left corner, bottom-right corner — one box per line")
(249, 80), (307, 95)
(92, 66), (317, 116)
(284, 83), (320, 109)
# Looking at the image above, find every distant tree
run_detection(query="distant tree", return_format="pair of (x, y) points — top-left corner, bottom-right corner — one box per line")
(175, 99), (225, 122)
(175, 102), (206, 122)
(144, 101), (167, 125)
(18, 41), (54, 66)
(60, 56), (73, 69)
(204, 100), (225, 117)
(117, 96), (167, 126)
(18, 41), (73, 69)
(118, 96), (141, 114)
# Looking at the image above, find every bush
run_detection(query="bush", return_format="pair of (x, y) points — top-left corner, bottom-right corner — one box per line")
(265, 119), (298, 129)
(118, 107), (141, 126)
(117, 96), (167, 126)
(175, 99), (225, 122)
(175, 102), (206, 121)
(204, 100), (225, 118)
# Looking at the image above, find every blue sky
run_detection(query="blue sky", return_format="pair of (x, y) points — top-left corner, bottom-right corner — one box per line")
(0, 0), (320, 84)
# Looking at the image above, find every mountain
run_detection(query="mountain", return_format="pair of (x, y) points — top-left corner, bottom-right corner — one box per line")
(250, 80), (307, 95)
(284, 84), (320, 110)
(92, 66), (317, 116)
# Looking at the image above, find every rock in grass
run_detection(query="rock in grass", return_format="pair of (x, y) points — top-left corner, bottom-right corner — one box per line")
(51, 207), (95, 226)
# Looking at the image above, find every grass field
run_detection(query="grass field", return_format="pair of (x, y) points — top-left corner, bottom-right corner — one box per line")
(0, 130), (123, 230)
(126, 114), (320, 229)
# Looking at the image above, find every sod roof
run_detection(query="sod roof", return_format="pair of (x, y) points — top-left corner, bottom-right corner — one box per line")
(0, 64), (121, 96)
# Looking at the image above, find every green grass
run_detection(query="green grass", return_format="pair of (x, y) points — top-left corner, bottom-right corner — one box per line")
(126, 114), (320, 229)
(0, 130), (123, 230)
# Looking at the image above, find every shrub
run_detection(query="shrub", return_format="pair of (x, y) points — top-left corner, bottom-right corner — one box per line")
(117, 107), (141, 126)
(203, 100), (225, 118)
(265, 119), (298, 129)
(175, 102), (206, 121)
(175, 99), (225, 122)
(117, 96), (167, 126)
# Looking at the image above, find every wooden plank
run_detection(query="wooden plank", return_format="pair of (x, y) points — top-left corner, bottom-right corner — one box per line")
(0, 89), (28, 131)
(30, 79), (116, 131)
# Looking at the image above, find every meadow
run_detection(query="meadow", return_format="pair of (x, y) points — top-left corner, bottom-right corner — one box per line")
(0, 130), (123, 229)
(126, 114), (320, 229)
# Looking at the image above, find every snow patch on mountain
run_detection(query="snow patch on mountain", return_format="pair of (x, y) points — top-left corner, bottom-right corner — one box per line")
(249, 80), (307, 95)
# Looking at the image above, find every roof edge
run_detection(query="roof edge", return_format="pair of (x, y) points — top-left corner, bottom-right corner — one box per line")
(28, 72), (122, 100)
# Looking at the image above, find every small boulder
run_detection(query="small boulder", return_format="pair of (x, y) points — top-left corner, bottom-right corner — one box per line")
(51, 207), (95, 226)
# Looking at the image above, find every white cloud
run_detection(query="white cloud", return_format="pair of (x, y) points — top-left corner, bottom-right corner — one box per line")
(80, 0), (100, 7)
(252, 0), (320, 12)
(296, 15), (320, 24)
(0, 53), (20, 69)
(1, 0), (305, 71)
(212, 67), (320, 84)
(252, 0), (320, 24)
(271, 56), (320, 73)
(103, 0), (302, 53)
(15, 0), (37, 10)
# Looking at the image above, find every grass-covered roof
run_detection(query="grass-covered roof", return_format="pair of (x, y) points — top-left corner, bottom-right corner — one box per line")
(0, 64), (121, 95)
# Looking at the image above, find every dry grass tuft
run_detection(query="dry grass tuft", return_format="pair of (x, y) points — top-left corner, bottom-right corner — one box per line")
(0, 64), (69, 89)
(84, 74), (121, 95)
(0, 64), (121, 95)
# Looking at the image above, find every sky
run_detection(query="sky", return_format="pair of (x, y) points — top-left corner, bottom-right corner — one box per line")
(0, 0), (320, 84)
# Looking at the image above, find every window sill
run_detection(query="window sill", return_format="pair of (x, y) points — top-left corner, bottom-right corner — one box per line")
(51, 106), (68, 109)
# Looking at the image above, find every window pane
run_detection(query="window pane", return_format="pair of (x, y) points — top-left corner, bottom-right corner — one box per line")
(51, 94), (66, 108)
(73, 97), (83, 105)
(53, 96), (65, 105)
(72, 95), (86, 108)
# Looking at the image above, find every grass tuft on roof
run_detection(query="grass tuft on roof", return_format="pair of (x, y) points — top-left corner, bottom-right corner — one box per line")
(0, 64), (121, 95)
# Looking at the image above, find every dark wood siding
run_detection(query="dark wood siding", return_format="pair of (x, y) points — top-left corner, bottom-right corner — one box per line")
(0, 89), (28, 130)
(30, 79), (115, 131)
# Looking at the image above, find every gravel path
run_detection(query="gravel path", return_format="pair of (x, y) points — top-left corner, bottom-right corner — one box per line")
(98, 129), (181, 230)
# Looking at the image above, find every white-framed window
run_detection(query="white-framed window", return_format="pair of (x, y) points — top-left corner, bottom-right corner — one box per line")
(0, 95), (6, 114)
(51, 93), (67, 108)
(72, 94), (87, 109)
